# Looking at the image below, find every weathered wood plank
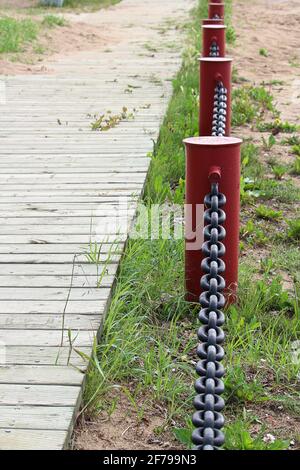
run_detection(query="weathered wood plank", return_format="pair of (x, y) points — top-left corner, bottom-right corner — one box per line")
(0, 314), (100, 330)
(0, 287), (111, 300)
(0, 429), (68, 450)
(0, 365), (83, 385)
(0, 384), (82, 406)
(3, 346), (90, 366)
(0, 264), (117, 276)
(0, 275), (114, 288)
(0, 234), (126, 244)
(0, 226), (128, 236)
(0, 300), (106, 314)
(0, 406), (75, 431)
(0, 254), (120, 264)
(0, 330), (95, 347)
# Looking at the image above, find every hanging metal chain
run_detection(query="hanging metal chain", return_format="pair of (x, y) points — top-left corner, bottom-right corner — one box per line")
(192, 182), (226, 450)
(209, 41), (220, 57)
(212, 82), (227, 136)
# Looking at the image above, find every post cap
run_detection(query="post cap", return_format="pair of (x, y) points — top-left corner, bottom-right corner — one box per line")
(183, 136), (243, 146)
(202, 25), (226, 29)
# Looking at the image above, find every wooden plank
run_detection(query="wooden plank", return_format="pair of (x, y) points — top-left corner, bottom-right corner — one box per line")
(0, 300), (106, 314)
(0, 197), (139, 204)
(0, 242), (124, 254)
(0, 173), (146, 182)
(0, 254), (120, 264)
(0, 330), (95, 347)
(0, 314), (100, 330)
(0, 287), (111, 300)
(0, 216), (134, 225)
(0, 429), (68, 450)
(0, 264), (117, 276)
(3, 346), (91, 366)
(0, 226), (129, 236)
(0, 275), (114, 288)
(0, 406), (75, 431)
(0, 234), (127, 243)
(0, 384), (82, 406)
(0, 365), (83, 385)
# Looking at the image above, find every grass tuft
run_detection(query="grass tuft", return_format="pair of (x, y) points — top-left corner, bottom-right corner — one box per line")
(0, 17), (38, 53)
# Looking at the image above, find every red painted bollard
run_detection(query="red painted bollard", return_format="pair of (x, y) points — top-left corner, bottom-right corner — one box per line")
(199, 57), (232, 136)
(202, 18), (224, 25)
(202, 25), (226, 57)
(209, 3), (225, 19)
(184, 136), (242, 303)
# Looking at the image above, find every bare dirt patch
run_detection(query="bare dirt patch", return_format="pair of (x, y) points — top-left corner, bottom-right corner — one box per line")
(73, 392), (181, 451)
(230, 0), (300, 140)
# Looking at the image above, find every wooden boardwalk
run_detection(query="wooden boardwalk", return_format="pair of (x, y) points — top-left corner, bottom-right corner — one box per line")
(0, 0), (191, 449)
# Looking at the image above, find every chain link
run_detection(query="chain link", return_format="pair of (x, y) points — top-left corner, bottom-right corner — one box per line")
(212, 82), (227, 136)
(209, 41), (220, 57)
(192, 65), (228, 451)
(192, 182), (226, 450)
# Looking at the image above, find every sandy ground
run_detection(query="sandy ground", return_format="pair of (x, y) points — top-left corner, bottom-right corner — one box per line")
(73, 391), (182, 451)
(230, 0), (300, 160)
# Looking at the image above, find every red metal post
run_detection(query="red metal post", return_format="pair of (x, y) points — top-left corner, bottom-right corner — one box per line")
(209, 3), (225, 19)
(202, 18), (223, 25)
(199, 57), (232, 136)
(184, 136), (242, 303)
(202, 25), (226, 57)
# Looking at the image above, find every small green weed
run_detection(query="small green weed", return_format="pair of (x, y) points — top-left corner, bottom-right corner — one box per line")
(281, 136), (300, 146)
(90, 107), (134, 131)
(255, 205), (282, 220)
(226, 25), (236, 44)
(259, 48), (268, 57)
(258, 119), (299, 134)
(292, 157), (300, 175)
(241, 220), (268, 246)
(225, 366), (266, 403)
(42, 15), (66, 28)
(225, 421), (289, 450)
(261, 134), (276, 151)
(287, 219), (300, 241)
(272, 165), (286, 180)
(232, 86), (275, 127)
(292, 145), (300, 156)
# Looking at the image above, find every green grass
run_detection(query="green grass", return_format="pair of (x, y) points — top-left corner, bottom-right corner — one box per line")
(42, 14), (66, 27)
(287, 219), (300, 241)
(255, 204), (282, 220)
(0, 17), (38, 53)
(63, 0), (120, 8)
(81, 0), (300, 450)
(231, 85), (276, 127)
